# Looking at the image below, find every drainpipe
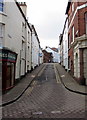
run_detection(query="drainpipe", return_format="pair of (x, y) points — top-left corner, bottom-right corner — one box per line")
(19, 50), (21, 79)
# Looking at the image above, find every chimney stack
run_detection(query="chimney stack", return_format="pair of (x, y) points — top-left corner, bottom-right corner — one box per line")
(18, 2), (27, 17)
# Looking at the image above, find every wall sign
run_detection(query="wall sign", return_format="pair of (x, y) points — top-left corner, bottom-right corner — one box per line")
(0, 49), (17, 63)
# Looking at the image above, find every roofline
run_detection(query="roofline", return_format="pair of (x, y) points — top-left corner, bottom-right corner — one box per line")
(59, 17), (68, 45)
(14, 0), (32, 32)
(31, 25), (40, 45)
(65, 0), (71, 14)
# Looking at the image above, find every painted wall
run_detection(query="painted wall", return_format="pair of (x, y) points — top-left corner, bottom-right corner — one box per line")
(63, 19), (68, 70)
(31, 30), (40, 69)
(1, 0), (32, 80)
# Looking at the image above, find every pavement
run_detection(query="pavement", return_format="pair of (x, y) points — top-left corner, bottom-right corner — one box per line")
(1, 63), (87, 107)
(2, 63), (86, 119)
(55, 63), (87, 95)
(1, 64), (45, 107)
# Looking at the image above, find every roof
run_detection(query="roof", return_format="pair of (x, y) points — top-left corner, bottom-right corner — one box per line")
(14, 0), (32, 32)
(31, 25), (40, 45)
(51, 47), (58, 52)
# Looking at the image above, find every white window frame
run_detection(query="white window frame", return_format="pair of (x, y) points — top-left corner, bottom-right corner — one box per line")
(85, 12), (87, 34)
(72, 3), (74, 12)
(71, 26), (74, 44)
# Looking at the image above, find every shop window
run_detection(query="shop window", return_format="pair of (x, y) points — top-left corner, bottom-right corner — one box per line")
(0, 61), (2, 80)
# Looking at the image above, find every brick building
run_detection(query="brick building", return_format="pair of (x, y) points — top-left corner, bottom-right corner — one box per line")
(66, 1), (87, 85)
(42, 50), (53, 63)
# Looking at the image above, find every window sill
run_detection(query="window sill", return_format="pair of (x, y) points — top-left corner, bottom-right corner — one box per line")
(0, 11), (7, 16)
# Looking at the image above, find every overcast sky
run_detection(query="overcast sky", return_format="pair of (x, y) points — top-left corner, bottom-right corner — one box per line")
(18, 0), (68, 49)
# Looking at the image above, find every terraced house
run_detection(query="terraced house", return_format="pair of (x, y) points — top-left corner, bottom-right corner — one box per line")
(66, 1), (87, 85)
(0, 0), (43, 91)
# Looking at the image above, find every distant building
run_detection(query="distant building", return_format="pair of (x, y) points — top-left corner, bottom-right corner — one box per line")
(45, 46), (60, 63)
(42, 50), (53, 63)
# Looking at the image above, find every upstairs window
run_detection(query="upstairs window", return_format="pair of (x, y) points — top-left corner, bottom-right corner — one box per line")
(85, 12), (87, 34)
(68, 34), (70, 49)
(72, 3), (74, 12)
(71, 26), (74, 43)
(0, 24), (4, 47)
(0, 0), (4, 12)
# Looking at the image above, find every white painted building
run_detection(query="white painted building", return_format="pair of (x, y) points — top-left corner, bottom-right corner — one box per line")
(45, 47), (60, 63)
(0, 0), (32, 90)
(39, 47), (43, 64)
(31, 25), (40, 69)
(63, 17), (68, 70)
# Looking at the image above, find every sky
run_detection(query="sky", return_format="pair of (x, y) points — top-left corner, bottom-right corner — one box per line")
(18, 0), (68, 49)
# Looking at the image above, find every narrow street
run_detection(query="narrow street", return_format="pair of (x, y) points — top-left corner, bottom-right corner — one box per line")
(2, 63), (86, 119)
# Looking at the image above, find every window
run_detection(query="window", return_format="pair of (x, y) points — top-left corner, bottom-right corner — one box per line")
(71, 26), (74, 43)
(22, 22), (25, 38)
(68, 56), (70, 70)
(68, 15), (70, 23)
(85, 12), (87, 34)
(0, 24), (4, 47)
(0, 0), (3, 12)
(22, 40), (24, 51)
(72, 3), (74, 12)
(68, 34), (70, 49)
(28, 31), (30, 43)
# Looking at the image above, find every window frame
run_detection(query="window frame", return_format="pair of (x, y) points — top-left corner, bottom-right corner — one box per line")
(0, 0), (4, 12)
(85, 12), (87, 34)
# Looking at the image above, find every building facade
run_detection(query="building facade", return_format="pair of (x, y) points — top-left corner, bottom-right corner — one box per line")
(39, 47), (43, 65)
(59, 34), (63, 66)
(42, 50), (53, 63)
(31, 25), (41, 69)
(66, 1), (87, 85)
(45, 46), (60, 63)
(0, 0), (41, 91)
(63, 18), (68, 70)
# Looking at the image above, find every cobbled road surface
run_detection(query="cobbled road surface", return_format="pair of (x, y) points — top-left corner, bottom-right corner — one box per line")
(2, 63), (86, 119)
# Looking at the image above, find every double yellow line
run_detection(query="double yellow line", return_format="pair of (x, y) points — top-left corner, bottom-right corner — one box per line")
(54, 64), (61, 84)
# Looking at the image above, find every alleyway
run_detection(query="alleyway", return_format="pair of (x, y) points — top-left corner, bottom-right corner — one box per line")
(2, 63), (86, 119)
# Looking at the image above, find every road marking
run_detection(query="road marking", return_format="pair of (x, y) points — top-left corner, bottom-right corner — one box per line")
(46, 75), (48, 81)
(61, 75), (65, 78)
(51, 110), (61, 114)
(54, 65), (61, 84)
(33, 112), (42, 115)
(38, 65), (46, 77)
(25, 86), (34, 95)
(31, 75), (35, 78)
(32, 81), (37, 86)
